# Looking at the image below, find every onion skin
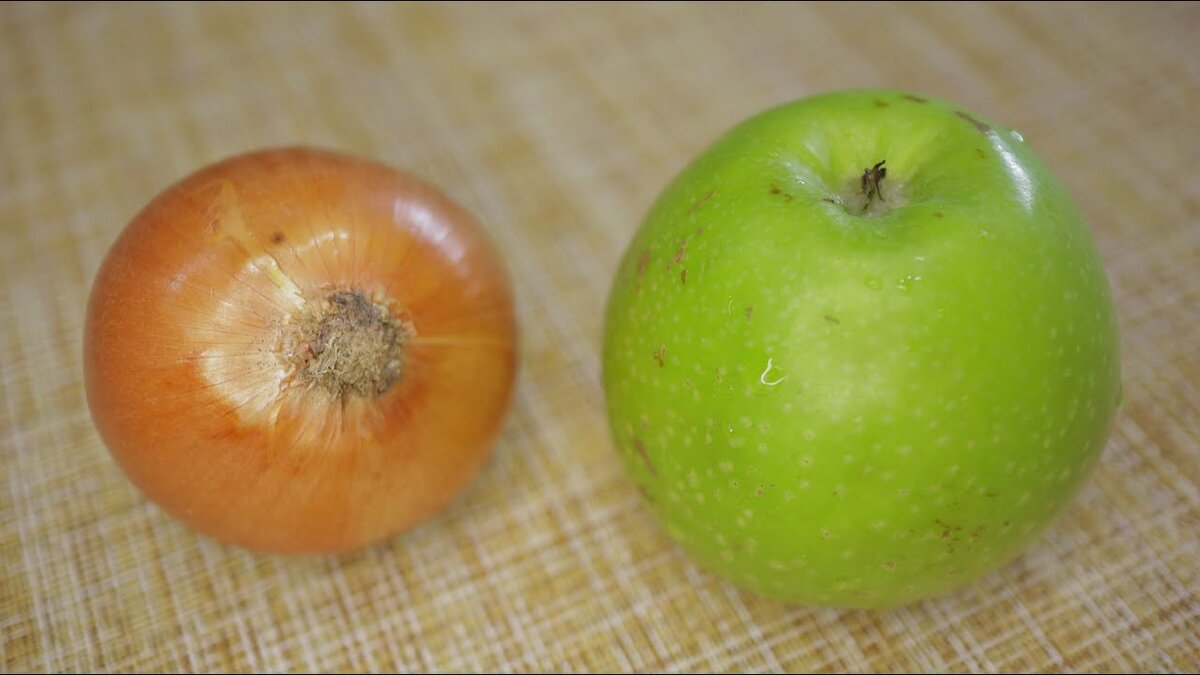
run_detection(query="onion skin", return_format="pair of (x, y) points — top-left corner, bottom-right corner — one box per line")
(84, 147), (518, 554)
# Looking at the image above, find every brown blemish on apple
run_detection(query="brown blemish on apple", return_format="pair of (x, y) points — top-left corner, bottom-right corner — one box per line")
(688, 189), (716, 214)
(824, 314), (840, 325)
(874, 99), (889, 108)
(680, 269), (688, 285)
(769, 184), (794, 202)
(270, 231), (286, 244)
(934, 211), (945, 218)
(745, 306), (754, 322)
(636, 250), (651, 289)
(633, 437), (656, 476)
(975, 147), (987, 159)
(935, 518), (961, 541)
(883, 560), (897, 570)
(955, 110), (990, 133)
(652, 346), (667, 367)
(902, 94), (928, 103)
(937, 525), (953, 540)
(674, 239), (687, 264)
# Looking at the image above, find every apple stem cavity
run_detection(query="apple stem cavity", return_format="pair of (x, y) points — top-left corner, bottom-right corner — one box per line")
(861, 160), (887, 211)
(833, 159), (896, 217)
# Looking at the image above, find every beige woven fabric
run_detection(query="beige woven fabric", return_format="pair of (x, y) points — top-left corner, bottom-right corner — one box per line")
(2, 3), (1197, 672)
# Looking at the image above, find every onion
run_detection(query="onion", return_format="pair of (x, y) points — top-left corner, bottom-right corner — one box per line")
(83, 147), (518, 554)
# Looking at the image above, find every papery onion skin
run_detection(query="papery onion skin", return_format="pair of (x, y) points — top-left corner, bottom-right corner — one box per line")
(84, 147), (518, 554)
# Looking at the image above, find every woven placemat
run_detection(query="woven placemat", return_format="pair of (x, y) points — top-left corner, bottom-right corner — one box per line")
(2, 3), (1197, 672)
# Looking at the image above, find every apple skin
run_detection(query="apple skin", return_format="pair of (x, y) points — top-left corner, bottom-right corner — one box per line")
(602, 89), (1122, 609)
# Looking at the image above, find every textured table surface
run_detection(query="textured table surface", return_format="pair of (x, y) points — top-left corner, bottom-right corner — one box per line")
(2, 3), (1198, 672)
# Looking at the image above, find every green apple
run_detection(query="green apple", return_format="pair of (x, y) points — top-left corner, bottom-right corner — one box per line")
(602, 89), (1122, 609)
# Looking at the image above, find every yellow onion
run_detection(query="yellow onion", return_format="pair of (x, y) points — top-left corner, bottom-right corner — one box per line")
(84, 147), (518, 554)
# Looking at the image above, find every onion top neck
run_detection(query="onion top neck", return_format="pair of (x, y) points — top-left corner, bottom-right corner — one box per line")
(280, 289), (414, 400)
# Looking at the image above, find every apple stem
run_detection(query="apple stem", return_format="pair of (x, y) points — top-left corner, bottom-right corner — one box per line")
(860, 160), (887, 212)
